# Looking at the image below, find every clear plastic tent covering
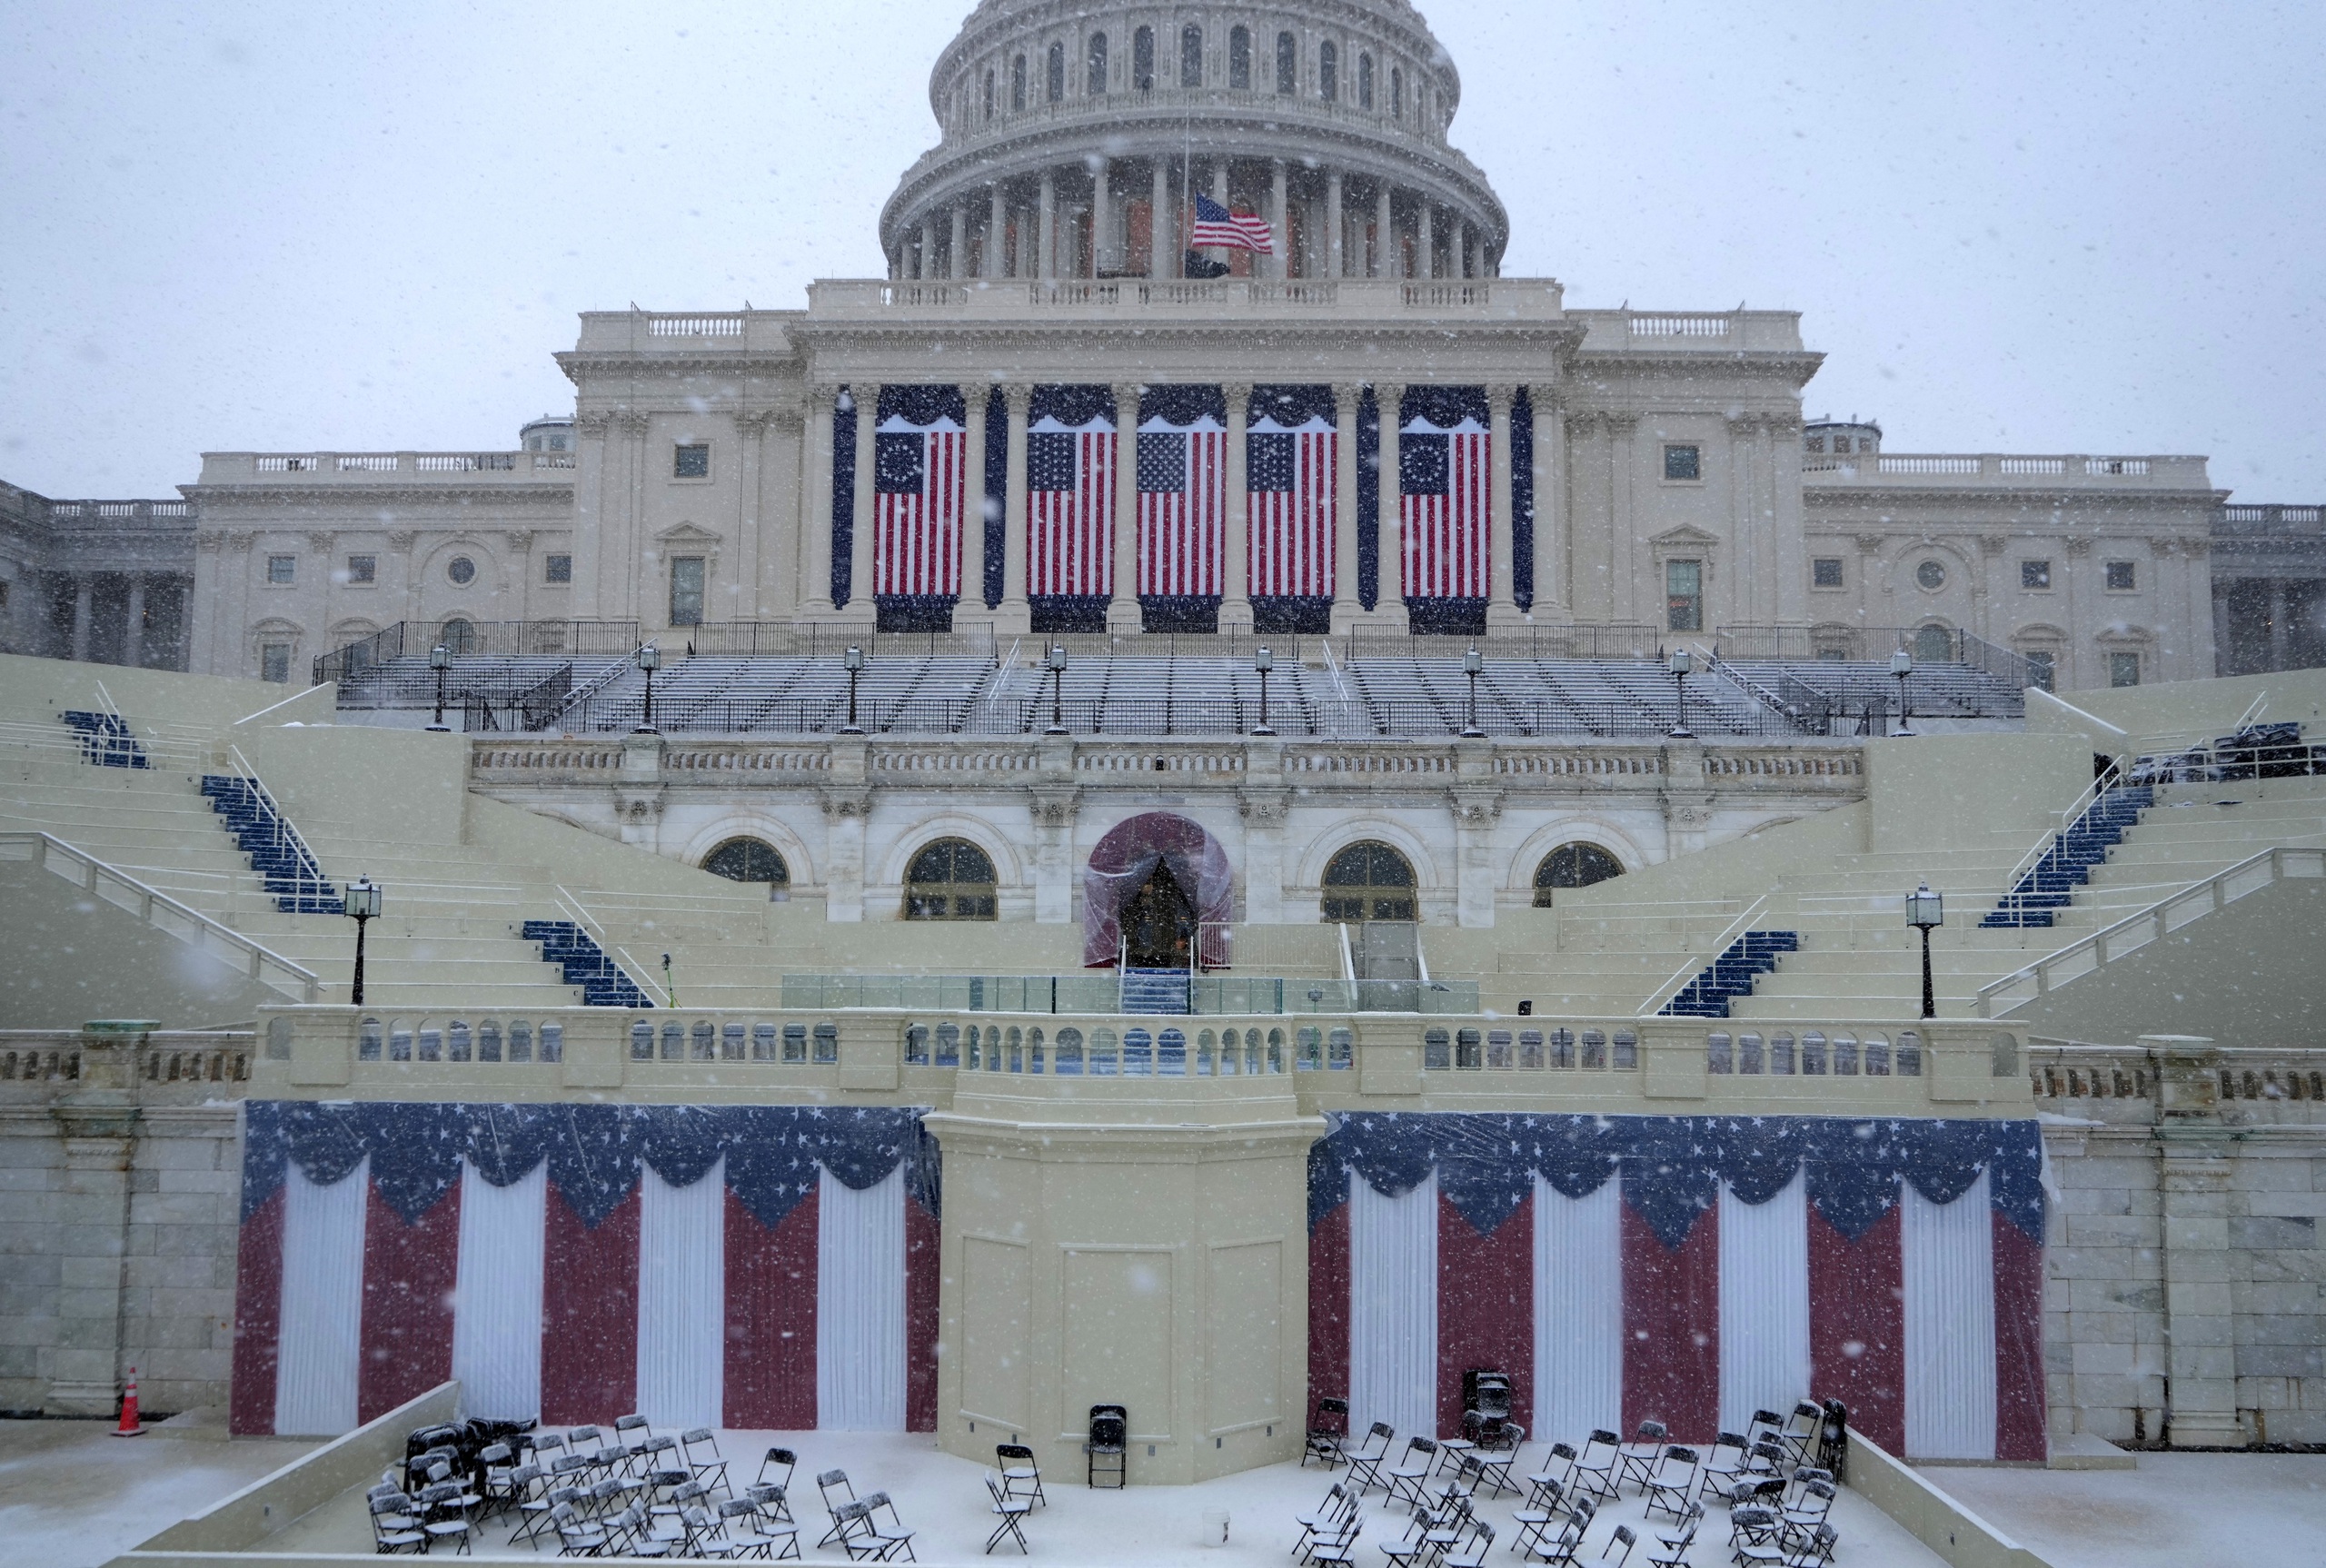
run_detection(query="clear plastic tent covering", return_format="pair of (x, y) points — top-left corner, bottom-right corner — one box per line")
(233, 1101), (939, 1437)
(1307, 1112), (2047, 1464)
(1081, 809), (1235, 967)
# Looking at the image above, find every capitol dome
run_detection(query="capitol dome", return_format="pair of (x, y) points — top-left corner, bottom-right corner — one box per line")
(880, 0), (1509, 283)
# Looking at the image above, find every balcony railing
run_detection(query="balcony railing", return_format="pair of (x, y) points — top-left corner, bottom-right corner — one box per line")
(1802, 452), (2212, 487)
(200, 451), (575, 483)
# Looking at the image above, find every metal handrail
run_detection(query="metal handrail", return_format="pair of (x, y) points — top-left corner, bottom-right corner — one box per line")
(1635, 894), (1770, 1018)
(0, 831), (319, 1001)
(1988, 769), (2130, 922)
(552, 884), (668, 1006)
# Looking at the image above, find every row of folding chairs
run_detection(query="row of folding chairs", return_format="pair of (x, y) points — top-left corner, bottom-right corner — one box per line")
(812, 1464), (918, 1562)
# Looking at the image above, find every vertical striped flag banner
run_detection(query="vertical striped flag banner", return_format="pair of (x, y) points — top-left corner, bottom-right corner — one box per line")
(231, 1103), (940, 1437)
(1137, 389), (1227, 600)
(1249, 412), (1337, 601)
(1308, 1113), (2046, 1463)
(1027, 388), (1118, 604)
(1399, 388), (1491, 605)
(873, 386), (968, 604)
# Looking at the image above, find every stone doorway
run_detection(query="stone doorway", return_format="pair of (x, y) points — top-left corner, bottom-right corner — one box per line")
(1120, 858), (1197, 968)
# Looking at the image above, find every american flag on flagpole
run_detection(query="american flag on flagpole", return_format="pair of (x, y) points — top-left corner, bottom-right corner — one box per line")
(1137, 418), (1226, 598)
(1248, 415), (1336, 600)
(1190, 191), (1275, 254)
(873, 415), (966, 598)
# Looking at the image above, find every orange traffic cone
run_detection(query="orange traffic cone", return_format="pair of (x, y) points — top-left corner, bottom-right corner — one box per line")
(114, 1365), (144, 1436)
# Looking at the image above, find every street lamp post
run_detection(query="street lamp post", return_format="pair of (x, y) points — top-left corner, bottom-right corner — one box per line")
(343, 877), (383, 1007)
(841, 644), (866, 734)
(1668, 648), (1695, 739)
(1907, 880), (1943, 1019)
(426, 644), (452, 731)
(1461, 646), (1486, 738)
(1044, 643), (1069, 735)
(1891, 649), (1914, 736)
(634, 643), (661, 734)
(1253, 645), (1276, 736)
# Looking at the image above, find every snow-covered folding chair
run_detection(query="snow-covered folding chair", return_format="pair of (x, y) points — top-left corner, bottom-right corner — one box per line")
(1293, 1481), (1355, 1561)
(996, 1443), (1045, 1508)
(611, 1414), (655, 1471)
(860, 1490), (917, 1562)
(984, 1472), (1032, 1555)
(368, 1490), (426, 1554)
(515, 1483), (586, 1548)
(1573, 1431), (1623, 1503)
(1741, 1410), (1784, 1456)
(1508, 1478), (1565, 1563)
(1382, 1436), (1439, 1510)
(1374, 1503), (1437, 1568)
(1735, 1521), (1837, 1568)
(817, 1470), (860, 1548)
(1641, 1445), (1699, 1520)
(1616, 1422), (1667, 1494)
(548, 1499), (608, 1557)
(740, 1488), (802, 1559)
(675, 1428), (730, 1497)
(1577, 1522), (1636, 1568)
(1695, 1431), (1750, 1502)
(1441, 1518), (1494, 1568)
(756, 1446), (798, 1501)
(1777, 1404), (1822, 1464)
(1342, 1422), (1396, 1495)
(1304, 1509), (1363, 1568)
(1526, 1442), (1580, 1506)
(1645, 1501), (1702, 1568)
(1780, 1478), (1836, 1543)
(1304, 1394), (1352, 1469)
(1470, 1430), (1522, 1499)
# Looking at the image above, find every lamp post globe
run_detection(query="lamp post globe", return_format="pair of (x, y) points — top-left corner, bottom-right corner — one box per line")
(1906, 880), (1944, 1018)
(1252, 645), (1276, 736)
(1044, 644), (1069, 735)
(1461, 646), (1486, 738)
(1668, 647), (1695, 739)
(634, 643), (662, 735)
(1891, 648), (1915, 736)
(842, 644), (866, 735)
(343, 877), (383, 1007)
(425, 643), (452, 731)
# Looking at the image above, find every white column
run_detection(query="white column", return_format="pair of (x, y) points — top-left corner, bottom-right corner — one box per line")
(124, 577), (146, 667)
(1532, 389), (1564, 612)
(1108, 382), (1141, 632)
(986, 185), (1005, 280)
(1038, 170), (1057, 282)
(961, 385), (989, 620)
(1331, 383), (1363, 631)
(1270, 159), (1289, 280)
(1326, 170), (1346, 278)
(949, 203), (968, 281)
(1149, 160), (1171, 280)
(850, 391), (878, 616)
(1375, 185), (1392, 278)
(919, 219), (935, 280)
(1223, 382), (1252, 630)
(807, 389), (837, 613)
(1093, 157), (1111, 277)
(1487, 385), (1518, 627)
(1456, 219), (1471, 280)
(1419, 203), (1436, 280)
(1000, 386), (1031, 631)
(1378, 382), (1405, 625)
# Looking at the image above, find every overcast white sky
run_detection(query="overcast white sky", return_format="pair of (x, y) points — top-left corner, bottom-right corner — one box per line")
(3, 1), (2321, 500)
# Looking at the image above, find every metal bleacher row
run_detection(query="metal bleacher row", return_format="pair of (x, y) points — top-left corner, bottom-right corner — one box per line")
(332, 646), (1963, 738)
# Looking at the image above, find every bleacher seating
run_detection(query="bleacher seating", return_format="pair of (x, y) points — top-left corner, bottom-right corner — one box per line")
(1656, 931), (1801, 1017)
(59, 710), (151, 769)
(1727, 659), (2026, 723)
(198, 776), (345, 914)
(521, 920), (655, 1007)
(1980, 786), (2154, 928)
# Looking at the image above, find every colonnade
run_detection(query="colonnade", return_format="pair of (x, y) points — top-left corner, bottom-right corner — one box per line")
(894, 158), (1496, 283)
(805, 381), (1566, 633)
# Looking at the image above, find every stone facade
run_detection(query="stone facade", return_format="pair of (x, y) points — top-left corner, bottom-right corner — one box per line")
(0, 480), (194, 670)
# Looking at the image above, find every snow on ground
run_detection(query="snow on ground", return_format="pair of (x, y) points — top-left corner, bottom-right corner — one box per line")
(257, 1427), (1949, 1564)
(1930, 1451), (2326, 1568)
(0, 1418), (319, 1568)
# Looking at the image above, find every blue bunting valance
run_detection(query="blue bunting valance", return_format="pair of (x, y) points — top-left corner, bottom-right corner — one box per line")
(1308, 1113), (2043, 1248)
(241, 1101), (939, 1231)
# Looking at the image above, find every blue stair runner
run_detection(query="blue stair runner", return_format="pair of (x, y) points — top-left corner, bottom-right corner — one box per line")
(1657, 931), (1801, 1018)
(522, 919), (654, 1007)
(198, 776), (343, 914)
(1119, 968), (1192, 1015)
(60, 710), (150, 769)
(1979, 785), (2154, 928)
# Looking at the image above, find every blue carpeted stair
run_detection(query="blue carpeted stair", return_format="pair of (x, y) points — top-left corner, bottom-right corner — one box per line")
(1119, 967), (1191, 1014)
(60, 710), (150, 769)
(1657, 930), (1801, 1018)
(198, 776), (343, 913)
(1979, 785), (2154, 928)
(522, 919), (654, 1007)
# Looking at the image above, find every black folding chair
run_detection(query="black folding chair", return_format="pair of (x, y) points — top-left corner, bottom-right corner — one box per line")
(1086, 1404), (1128, 1488)
(1304, 1394), (1352, 1469)
(984, 1473), (1032, 1555)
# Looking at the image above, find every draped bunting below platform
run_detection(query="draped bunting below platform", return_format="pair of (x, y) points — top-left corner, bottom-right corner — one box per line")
(232, 1104), (939, 1437)
(1308, 1114), (2045, 1462)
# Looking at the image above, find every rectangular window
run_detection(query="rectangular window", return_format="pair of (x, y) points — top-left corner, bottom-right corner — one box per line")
(1663, 444), (1701, 481)
(669, 556), (706, 626)
(1276, 30), (1297, 94)
(266, 554), (296, 584)
(2105, 560), (2137, 591)
(1228, 25), (1250, 88)
(2023, 650), (2055, 691)
(1181, 24), (1203, 87)
(672, 442), (711, 480)
(2110, 651), (2141, 687)
(545, 553), (572, 584)
(1812, 557), (1844, 589)
(1804, 435), (1824, 453)
(345, 554), (376, 584)
(1132, 26), (1154, 90)
(1665, 560), (1703, 633)
(2021, 559), (2052, 590)
(260, 642), (291, 683)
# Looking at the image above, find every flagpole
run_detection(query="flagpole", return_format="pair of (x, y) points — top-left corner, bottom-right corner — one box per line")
(1179, 88), (1193, 280)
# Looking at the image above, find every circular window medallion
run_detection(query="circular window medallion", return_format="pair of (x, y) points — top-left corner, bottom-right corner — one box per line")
(1915, 560), (1946, 590)
(447, 556), (476, 586)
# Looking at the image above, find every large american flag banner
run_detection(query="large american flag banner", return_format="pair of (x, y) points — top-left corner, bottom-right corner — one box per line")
(1400, 402), (1491, 602)
(1249, 414), (1337, 600)
(1137, 415), (1226, 598)
(1027, 414), (1117, 599)
(873, 412), (966, 599)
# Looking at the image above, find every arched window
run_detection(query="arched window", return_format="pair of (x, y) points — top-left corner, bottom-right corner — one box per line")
(1913, 623), (1954, 664)
(1046, 41), (1065, 103)
(1132, 25), (1155, 90)
(1358, 52), (1374, 109)
(905, 839), (998, 920)
(439, 617), (475, 655)
(1087, 32), (1108, 95)
(1319, 41), (1337, 101)
(1181, 24), (1204, 87)
(1228, 25), (1251, 88)
(1011, 53), (1027, 111)
(1277, 30), (1297, 94)
(1391, 65), (1404, 120)
(703, 838), (789, 886)
(982, 68), (995, 121)
(1532, 843), (1624, 907)
(1322, 841), (1417, 923)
